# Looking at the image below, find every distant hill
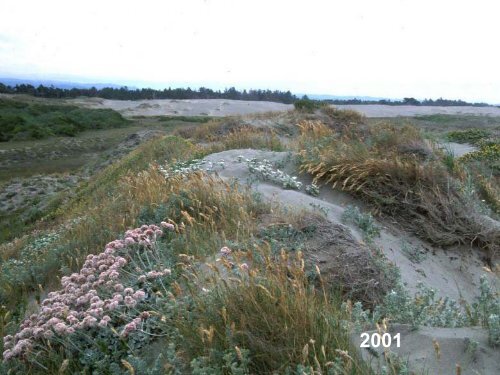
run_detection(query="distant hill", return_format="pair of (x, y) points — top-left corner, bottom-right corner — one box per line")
(0, 77), (125, 90)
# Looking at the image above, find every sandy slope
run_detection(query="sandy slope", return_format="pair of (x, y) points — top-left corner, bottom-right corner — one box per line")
(201, 148), (499, 374)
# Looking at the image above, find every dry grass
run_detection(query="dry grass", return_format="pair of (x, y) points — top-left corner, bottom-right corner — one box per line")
(297, 120), (500, 258)
(220, 126), (284, 151)
(175, 116), (285, 151)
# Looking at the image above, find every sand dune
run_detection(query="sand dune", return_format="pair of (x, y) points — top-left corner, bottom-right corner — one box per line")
(67, 97), (500, 117)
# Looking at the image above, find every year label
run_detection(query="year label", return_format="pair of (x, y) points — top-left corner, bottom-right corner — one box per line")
(360, 332), (400, 348)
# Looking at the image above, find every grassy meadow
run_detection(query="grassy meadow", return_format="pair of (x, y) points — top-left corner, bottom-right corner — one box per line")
(0, 99), (499, 374)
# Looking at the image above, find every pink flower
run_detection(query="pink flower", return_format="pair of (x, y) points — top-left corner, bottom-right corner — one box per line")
(220, 246), (232, 256)
(125, 237), (135, 245)
(114, 284), (124, 292)
(124, 296), (137, 308)
(54, 322), (68, 334)
(116, 257), (127, 267)
(161, 222), (175, 231)
(98, 319), (109, 328)
(146, 271), (161, 279)
(3, 349), (13, 361)
(82, 316), (97, 327)
(138, 275), (147, 283)
(124, 287), (134, 295)
(240, 263), (249, 271)
(162, 268), (172, 276)
(133, 290), (146, 301)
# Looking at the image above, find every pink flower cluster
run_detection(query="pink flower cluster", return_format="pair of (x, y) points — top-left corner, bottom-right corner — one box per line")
(124, 224), (164, 247)
(2, 224), (167, 362)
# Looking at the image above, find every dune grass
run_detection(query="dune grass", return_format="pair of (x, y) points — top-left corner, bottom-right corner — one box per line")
(297, 120), (499, 256)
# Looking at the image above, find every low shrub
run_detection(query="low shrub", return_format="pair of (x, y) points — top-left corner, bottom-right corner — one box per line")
(447, 129), (490, 145)
(293, 99), (322, 113)
(0, 98), (129, 141)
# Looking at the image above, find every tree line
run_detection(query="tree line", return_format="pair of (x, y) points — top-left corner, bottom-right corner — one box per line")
(0, 83), (298, 104)
(0, 82), (492, 107)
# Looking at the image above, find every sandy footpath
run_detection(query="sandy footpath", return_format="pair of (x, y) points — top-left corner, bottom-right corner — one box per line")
(61, 97), (500, 118)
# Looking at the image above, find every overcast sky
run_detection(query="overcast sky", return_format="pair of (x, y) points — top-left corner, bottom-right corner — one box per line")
(1, 0), (499, 102)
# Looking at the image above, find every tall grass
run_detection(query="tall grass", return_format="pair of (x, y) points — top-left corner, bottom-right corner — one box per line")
(177, 247), (370, 374)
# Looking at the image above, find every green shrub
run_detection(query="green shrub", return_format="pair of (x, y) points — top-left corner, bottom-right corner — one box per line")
(447, 129), (490, 144)
(0, 98), (129, 141)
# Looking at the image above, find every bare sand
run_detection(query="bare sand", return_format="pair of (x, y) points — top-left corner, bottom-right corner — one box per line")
(60, 97), (500, 118)
(68, 97), (293, 117)
(335, 104), (500, 117)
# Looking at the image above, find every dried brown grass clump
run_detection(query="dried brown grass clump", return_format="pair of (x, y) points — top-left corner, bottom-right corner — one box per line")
(298, 121), (500, 258)
(260, 212), (393, 306)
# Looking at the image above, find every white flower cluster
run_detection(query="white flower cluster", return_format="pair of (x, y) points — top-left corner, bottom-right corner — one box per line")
(239, 157), (303, 190)
(158, 159), (225, 178)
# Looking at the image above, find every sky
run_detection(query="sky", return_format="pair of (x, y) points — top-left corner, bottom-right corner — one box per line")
(1, 0), (499, 103)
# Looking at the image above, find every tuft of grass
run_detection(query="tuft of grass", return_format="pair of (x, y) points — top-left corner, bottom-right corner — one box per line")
(220, 126), (284, 151)
(177, 247), (369, 374)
